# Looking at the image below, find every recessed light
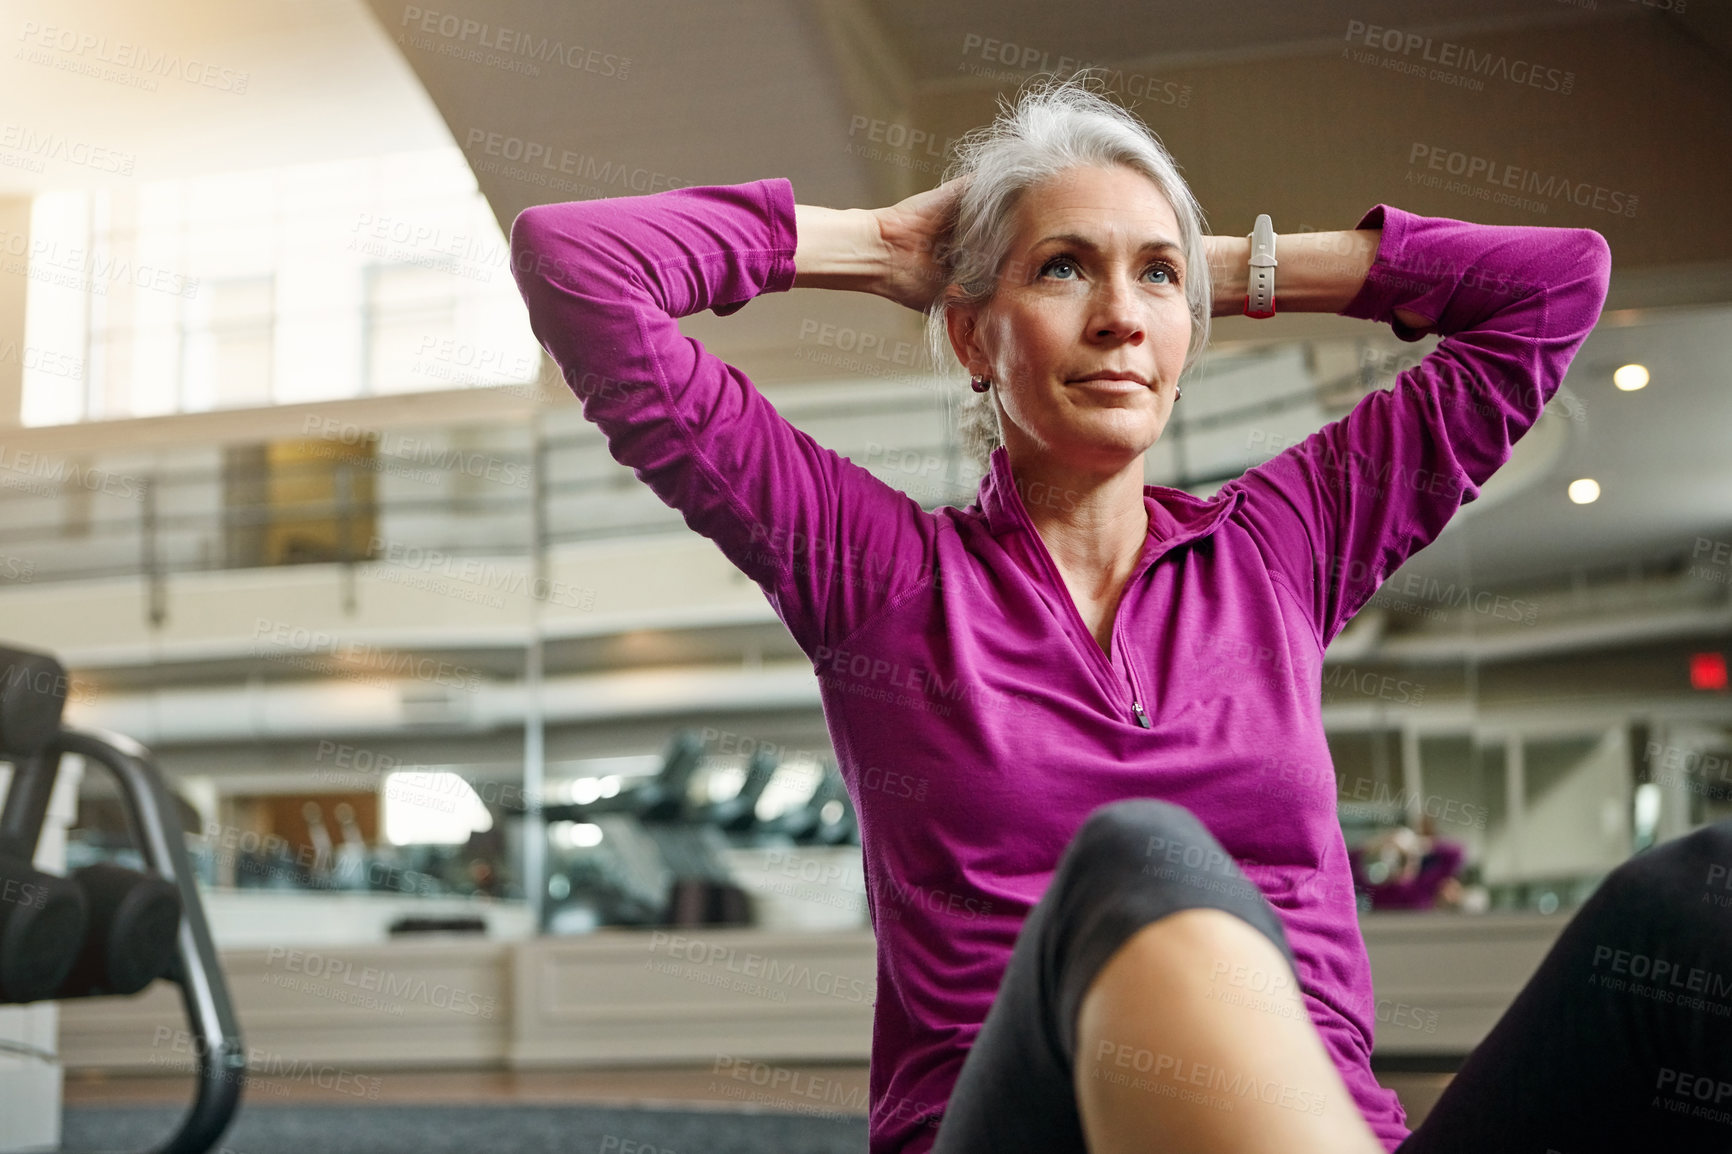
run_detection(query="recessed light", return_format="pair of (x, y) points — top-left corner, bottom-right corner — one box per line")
(1568, 478), (1600, 504)
(1613, 364), (1649, 391)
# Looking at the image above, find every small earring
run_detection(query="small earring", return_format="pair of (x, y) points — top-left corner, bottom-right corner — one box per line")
(970, 375), (991, 393)
(1174, 384), (1183, 402)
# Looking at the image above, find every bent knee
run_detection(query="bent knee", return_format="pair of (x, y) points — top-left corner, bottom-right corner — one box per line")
(1078, 797), (1204, 848)
(1067, 799), (1227, 877)
(1679, 816), (1732, 870)
(1598, 818), (1732, 917)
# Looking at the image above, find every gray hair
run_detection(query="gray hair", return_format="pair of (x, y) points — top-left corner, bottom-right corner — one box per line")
(924, 74), (1212, 473)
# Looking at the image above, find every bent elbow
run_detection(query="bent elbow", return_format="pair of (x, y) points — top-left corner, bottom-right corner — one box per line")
(1572, 227), (1612, 302)
(509, 205), (565, 292)
(510, 203), (630, 303)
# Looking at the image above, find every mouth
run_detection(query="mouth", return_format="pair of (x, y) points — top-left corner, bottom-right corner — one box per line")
(1069, 372), (1153, 390)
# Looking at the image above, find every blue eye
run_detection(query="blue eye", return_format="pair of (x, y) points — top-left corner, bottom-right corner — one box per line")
(1039, 255), (1181, 285)
(1147, 261), (1180, 285)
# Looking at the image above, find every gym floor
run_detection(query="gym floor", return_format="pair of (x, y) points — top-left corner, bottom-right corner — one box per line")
(65, 1064), (1457, 1126)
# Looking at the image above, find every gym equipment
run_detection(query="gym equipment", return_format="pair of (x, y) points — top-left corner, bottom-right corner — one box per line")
(521, 729), (862, 930)
(0, 847), (86, 1004)
(0, 644), (87, 1007)
(529, 729), (707, 825)
(56, 862), (183, 999)
(522, 730), (757, 929)
(759, 759), (857, 845)
(0, 643), (244, 1154)
(707, 748), (780, 833)
(806, 762), (860, 847)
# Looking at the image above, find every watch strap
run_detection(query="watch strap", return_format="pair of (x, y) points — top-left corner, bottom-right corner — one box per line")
(1244, 214), (1277, 319)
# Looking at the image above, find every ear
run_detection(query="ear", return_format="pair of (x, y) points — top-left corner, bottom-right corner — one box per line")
(942, 294), (990, 378)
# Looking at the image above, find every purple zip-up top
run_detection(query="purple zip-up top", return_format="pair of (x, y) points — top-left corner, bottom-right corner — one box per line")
(510, 178), (1610, 1152)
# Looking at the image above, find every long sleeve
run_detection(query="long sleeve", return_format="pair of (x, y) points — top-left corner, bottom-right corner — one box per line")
(509, 179), (939, 657)
(1231, 205), (1612, 648)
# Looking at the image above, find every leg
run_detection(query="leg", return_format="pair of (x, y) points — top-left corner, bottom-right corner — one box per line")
(1398, 818), (1732, 1153)
(1076, 907), (1383, 1154)
(932, 798), (1378, 1154)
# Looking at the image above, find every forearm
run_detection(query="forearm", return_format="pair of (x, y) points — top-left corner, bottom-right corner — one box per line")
(1231, 205), (1611, 647)
(792, 205), (887, 294)
(1207, 230), (1384, 317)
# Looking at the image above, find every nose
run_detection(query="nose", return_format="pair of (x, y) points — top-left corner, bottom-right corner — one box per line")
(1087, 268), (1146, 345)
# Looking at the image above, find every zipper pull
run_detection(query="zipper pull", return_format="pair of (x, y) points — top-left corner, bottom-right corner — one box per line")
(1132, 701), (1151, 729)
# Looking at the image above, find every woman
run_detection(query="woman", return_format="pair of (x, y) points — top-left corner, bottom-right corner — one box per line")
(511, 78), (1731, 1153)
(1352, 819), (1468, 911)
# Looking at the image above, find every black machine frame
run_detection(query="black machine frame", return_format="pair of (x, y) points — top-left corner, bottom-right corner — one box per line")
(2, 716), (245, 1153)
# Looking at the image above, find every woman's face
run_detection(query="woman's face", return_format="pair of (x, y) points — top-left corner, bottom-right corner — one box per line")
(947, 164), (1192, 478)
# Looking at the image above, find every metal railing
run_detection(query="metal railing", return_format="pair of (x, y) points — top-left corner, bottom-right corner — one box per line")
(0, 392), (981, 591)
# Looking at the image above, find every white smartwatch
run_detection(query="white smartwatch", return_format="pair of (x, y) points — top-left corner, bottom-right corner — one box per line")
(1244, 214), (1277, 319)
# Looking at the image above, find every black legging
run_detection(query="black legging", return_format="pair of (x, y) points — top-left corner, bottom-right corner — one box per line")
(931, 800), (1732, 1153)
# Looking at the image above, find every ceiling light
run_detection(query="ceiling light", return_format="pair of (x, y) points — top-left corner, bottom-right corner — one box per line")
(1613, 364), (1649, 391)
(1568, 478), (1600, 504)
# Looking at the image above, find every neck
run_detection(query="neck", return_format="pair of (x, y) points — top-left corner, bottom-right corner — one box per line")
(1006, 447), (1150, 588)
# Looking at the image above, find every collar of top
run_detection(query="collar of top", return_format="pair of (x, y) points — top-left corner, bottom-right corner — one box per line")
(975, 445), (1244, 549)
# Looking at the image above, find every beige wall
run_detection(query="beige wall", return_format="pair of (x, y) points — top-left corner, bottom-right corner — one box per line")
(909, 16), (1729, 271)
(366, 3), (1732, 285)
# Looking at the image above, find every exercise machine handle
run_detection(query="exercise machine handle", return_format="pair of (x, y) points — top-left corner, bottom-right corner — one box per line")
(50, 728), (245, 1154)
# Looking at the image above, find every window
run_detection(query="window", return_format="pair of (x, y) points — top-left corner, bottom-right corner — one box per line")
(21, 148), (540, 424)
(182, 276), (275, 411)
(364, 263), (457, 395)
